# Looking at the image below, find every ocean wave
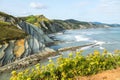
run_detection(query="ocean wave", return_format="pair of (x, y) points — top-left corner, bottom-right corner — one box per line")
(75, 35), (90, 41)
(99, 46), (105, 50)
(54, 34), (90, 42)
(94, 40), (105, 45)
(80, 31), (104, 35)
(92, 40), (105, 50)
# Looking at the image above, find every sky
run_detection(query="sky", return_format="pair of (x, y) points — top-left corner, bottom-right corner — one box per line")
(0, 0), (120, 24)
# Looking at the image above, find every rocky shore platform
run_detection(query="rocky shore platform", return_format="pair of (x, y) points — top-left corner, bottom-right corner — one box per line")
(0, 43), (95, 73)
(0, 48), (56, 73)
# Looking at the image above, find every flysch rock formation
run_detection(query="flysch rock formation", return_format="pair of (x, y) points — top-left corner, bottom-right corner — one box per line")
(0, 12), (53, 66)
(17, 21), (53, 57)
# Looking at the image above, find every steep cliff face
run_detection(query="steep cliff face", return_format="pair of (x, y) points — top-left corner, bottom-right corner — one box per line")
(20, 15), (64, 34)
(17, 21), (53, 57)
(0, 12), (53, 66)
(21, 16), (120, 34)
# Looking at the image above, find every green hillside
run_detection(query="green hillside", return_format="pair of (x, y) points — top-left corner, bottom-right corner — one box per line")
(19, 15), (51, 27)
(0, 12), (27, 44)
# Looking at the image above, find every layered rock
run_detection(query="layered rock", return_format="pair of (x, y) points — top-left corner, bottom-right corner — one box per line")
(21, 16), (120, 34)
(0, 12), (53, 66)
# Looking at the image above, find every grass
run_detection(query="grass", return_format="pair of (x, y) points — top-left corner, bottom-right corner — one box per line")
(0, 11), (27, 44)
(0, 21), (27, 44)
(19, 15), (51, 27)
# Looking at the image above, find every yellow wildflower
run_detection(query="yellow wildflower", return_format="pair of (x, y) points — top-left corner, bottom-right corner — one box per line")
(49, 59), (52, 63)
(11, 71), (17, 76)
(27, 78), (31, 80)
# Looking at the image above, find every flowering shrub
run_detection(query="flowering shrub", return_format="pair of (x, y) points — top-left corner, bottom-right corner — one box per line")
(10, 50), (120, 80)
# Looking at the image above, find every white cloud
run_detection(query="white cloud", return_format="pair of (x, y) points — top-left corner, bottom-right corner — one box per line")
(30, 2), (47, 9)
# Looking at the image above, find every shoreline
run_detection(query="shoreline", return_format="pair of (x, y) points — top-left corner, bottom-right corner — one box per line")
(0, 43), (95, 73)
(0, 48), (56, 73)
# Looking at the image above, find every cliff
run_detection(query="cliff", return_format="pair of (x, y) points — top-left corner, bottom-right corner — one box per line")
(20, 16), (120, 34)
(19, 15), (64, 34)
(0, 12), (53, 66)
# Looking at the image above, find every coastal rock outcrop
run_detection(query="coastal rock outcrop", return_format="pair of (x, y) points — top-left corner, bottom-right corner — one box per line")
(0, 12), (53, 66)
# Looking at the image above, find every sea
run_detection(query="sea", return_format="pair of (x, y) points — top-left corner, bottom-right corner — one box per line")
(49, 27), (120, 55)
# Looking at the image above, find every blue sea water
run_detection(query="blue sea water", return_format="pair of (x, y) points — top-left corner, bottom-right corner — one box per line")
(49, 27), (120, 55)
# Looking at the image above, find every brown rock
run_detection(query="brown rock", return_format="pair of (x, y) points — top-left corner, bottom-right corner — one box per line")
(14, 39), (25, 57)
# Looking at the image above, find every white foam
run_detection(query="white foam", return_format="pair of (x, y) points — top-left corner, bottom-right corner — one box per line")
(48, 55), (60, 60)
(93, 40), (105, 49)
(99, 46), (104, 50)
(94, 40), (105, 46)
(81, 31), (103, 35)
(57, 32), (63, 35)
(75, 35), (90, 41)
(80, 46), (92, 50)
(65, 41), (72, 43)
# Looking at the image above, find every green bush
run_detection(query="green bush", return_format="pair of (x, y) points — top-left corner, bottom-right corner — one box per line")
(10, 50), (120, 80)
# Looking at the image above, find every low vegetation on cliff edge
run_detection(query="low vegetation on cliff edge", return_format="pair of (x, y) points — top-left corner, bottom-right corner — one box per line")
(0, 12), (27, 44)
(10, 50), (120, 80)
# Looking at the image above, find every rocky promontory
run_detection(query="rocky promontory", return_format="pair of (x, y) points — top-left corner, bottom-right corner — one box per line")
(0, 12), (53, 66)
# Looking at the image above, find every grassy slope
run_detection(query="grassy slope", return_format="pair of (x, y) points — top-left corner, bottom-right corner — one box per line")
(0, 12), (27, 44)
(19, 15), (51, 27)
